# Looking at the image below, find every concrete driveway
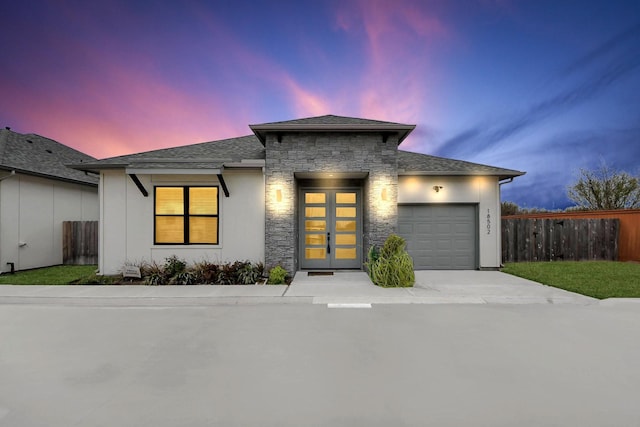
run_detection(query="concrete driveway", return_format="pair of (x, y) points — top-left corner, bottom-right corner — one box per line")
(0, 270), (599, 306)
(287, 270), (598, 305)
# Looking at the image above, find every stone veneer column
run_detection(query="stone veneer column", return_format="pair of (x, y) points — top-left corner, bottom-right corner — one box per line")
(264, 132), (399, 273)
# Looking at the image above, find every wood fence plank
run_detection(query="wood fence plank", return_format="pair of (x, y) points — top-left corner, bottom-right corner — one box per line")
(501, 218), (619, 263)
(62, 221), (98, 265)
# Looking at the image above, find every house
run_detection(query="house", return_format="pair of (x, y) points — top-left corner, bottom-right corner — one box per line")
(70, 115), (524, 275)
(0, 128), (99, 273)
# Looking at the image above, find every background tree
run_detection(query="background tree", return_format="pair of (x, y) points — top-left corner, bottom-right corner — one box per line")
(501, 201), (520, 216)
(567, 164), (640, 210)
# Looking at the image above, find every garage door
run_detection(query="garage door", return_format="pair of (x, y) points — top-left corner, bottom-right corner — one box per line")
(398, 204), (477, 270)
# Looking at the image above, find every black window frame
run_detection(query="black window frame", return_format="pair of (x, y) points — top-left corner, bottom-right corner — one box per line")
(154, 185), (220, 245)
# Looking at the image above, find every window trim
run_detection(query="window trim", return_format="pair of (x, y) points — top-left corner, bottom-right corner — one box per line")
(154, 185), (220, 245)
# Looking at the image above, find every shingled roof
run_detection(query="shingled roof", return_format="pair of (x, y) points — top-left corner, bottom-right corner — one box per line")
(249, 114), (416, 145)
(69, 116), (524, 180)
(398, 150), (524, 180)
(0, 128), (98, 186)
(254, 114), (410, 126)
(70, 135), (265, 173)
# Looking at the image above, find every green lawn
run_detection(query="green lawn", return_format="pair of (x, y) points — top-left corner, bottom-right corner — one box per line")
(503, 261), (640, 299)
(0, 265), (98, 285)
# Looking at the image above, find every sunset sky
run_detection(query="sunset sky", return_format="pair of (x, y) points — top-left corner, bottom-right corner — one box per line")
(1, 0), (638, 209)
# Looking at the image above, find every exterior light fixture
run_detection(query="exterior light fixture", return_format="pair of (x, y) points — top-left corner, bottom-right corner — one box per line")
(276, 188), (283, 202)
(381, 187), (388, 201)
(433, 185), (443, 193)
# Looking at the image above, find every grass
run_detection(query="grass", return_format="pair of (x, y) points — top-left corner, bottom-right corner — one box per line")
(0, 265), (98, 285)
(502, 261), (640, 299)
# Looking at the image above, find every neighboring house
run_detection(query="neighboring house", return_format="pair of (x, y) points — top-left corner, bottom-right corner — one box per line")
(0, 128), (99, 273)
(71, 115), (524, 275)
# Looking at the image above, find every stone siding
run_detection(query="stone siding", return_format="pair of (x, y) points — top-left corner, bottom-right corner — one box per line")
(265, 132), (398, 272)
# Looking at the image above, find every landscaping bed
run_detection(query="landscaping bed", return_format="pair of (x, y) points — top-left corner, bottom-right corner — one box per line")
(0, 258), (291, 286)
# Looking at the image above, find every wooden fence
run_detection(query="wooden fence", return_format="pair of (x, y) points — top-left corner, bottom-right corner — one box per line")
(502, 218), (619, 262)
(502, 209), (640, 262)
(62, 221), (98, 265)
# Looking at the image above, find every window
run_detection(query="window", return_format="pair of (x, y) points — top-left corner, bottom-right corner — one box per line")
(155, 186), (219, 244)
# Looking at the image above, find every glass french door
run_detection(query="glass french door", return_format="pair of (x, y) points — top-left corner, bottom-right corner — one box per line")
(300, 189), (362, 269)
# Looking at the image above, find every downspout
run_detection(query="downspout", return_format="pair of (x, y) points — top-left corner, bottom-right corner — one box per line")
(497, 177), (515, 268)
(498, 177), (514, 186)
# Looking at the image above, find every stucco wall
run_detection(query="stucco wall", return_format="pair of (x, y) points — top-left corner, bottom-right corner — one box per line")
(397, 175), (502, 268)
(0, 173), (98, 272)
(99, 169), (265, 275)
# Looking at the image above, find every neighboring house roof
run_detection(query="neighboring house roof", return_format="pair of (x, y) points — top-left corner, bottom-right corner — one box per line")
(249, 114), (416, 145)
(398, 150), (524, 180)
(69, 115), (524, 180)
(70, 135), (264, 173)
(0, 128), (98, 186)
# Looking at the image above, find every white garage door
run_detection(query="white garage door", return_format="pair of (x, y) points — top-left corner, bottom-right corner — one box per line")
(398, 204), (477, 270)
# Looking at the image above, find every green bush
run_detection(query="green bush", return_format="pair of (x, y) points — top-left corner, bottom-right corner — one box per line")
(267, 265), (288, 284)
(137, 257), (266, 285)
(366, 234), (415, 287)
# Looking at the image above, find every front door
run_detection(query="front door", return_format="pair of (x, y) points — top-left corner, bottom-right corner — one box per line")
(300, 189), (362, 269)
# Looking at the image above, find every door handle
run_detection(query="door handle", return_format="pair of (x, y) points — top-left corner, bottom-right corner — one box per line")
(327, 232), (331, 254)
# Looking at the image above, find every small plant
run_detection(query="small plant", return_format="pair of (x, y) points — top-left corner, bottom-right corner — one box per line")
(367, 234), (415, 288)
(170, 271), (197, 285)
(143, 261), (167, 285)
(238, 262), (261, 285)
(193, 261), (219, 284)
(164, 256), (186, 277)
(267, 265), (288, 284)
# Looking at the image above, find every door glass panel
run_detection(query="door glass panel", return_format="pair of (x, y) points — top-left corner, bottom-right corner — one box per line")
(305, 193), (326, 204)
(305, 234), (325, 245)
(336, 207), (356, 217)
(335, 248), (357, 259)
(336, 193), (356, 204)
(305, 207), (326, 217)
(336, 220), (356, 232)
(305, 220), (326, 231)
(335, 234), (356, 245)
(305, 248), (326, 259)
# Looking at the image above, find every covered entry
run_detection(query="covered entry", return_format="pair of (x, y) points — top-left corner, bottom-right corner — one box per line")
(398, 204), (478, 270)
(299, 188), (362, 269)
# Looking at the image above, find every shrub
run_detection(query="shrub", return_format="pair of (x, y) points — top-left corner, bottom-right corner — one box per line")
(367, 234), (415, 288)
(144, 261), (167, 286)
(238, 262), (261, 285)
(164, 256), (187, 277)
(135, 257), (267, 285)
(267, 265), (288, 284)
(193, 261), (219, 284)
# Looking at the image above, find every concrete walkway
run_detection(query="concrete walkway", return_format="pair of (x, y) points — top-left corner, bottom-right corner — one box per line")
(0, 270), (605, 306)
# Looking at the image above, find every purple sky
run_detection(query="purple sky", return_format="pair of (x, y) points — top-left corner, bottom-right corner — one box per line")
(1, 0), (639, 209)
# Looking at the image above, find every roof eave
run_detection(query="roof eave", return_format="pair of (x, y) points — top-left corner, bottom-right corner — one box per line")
(68, 163), (130, 173)
(0, 165), (98, 187)
(399, 170), (526, 180)
(249, 123), (416, 145)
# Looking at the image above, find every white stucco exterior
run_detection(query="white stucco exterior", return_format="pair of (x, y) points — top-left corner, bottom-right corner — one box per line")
(99, 169), (265, 275)
(0, 173), (98, 273)
(397, 175), (502, 269)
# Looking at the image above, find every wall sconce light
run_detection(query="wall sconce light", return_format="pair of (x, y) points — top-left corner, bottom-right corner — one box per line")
(433, 185), (443, 193)
(275, 188), (283, 202)
(381, 187), (388, 201)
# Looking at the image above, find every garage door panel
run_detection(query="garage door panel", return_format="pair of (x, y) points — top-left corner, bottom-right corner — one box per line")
(398, 204), (477, 270)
